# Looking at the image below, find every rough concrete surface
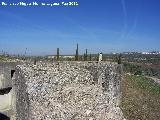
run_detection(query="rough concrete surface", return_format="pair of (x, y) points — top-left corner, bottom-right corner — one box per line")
(13, 61), (124, 120)
(0, 62), (18, 120)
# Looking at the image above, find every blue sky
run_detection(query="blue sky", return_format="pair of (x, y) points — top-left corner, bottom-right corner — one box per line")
(0, 0), (160, 55)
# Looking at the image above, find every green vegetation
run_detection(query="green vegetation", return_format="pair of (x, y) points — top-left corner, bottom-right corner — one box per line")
(123, 62), (160, 78)
(83, 49), (88, 61)
(121, 74), (160, 120)
(75, 43), (79, 61)
(117, 54), (122, 64)
(123, 63), (143, 74)
(0, 56), (7, 61)
(0, 55), (21, 62)
(121, 53), (160, 64)
(85, 49), (88, 61)
(89, 54), (92, 61)
(34, 59), (37, 65)
(129, 75), (160, 93)
(57, 48), (59, 61)
(83, 53), (85, 61)
(96, 53), (99, 61)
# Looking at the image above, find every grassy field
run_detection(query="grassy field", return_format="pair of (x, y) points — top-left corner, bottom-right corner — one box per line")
(121, 75), (160, 120)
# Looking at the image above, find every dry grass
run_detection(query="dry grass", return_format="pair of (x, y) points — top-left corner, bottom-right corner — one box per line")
(121, 75), (160, 120)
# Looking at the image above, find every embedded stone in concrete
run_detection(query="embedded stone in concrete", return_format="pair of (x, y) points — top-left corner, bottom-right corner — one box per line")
(14, 61), (124, 120)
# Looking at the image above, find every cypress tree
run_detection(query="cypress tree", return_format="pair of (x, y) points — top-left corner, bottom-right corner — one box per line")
(83, 53), (86, 61)
(57, 48), (59, 61)
(89, 54), (92, 61)
(80, 55), (83, 61)
(117, 54), (122, 64)
(97, 53), (99, 61)
(85, 49), (88, 61)
(75, 43), (79, 61)
(34, 59), (37, 65)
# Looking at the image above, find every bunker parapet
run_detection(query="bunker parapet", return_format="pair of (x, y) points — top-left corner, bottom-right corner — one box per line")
(14, 61), (124, 120)
(0, 62), (17, 89)
(0, 62), (20, 120)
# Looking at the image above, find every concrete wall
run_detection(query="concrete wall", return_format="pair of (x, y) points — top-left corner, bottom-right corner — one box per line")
(0, 62), (17, 89)
(14, 61), (124, 120)
(0, 62), (20, 120)
(14, 68), (29, 120)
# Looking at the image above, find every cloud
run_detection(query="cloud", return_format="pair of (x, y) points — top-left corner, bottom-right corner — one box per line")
(126, 16), (137, 38)
(121, 0), (128, 39)
(120, 0), (138, 39)
(121, 0), (127, 18)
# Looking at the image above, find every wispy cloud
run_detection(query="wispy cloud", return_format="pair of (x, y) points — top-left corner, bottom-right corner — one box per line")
(126, 16), (137, 38)
(120, 0), (138, 39)
(121, 0), (128, 39)
(121, 0), (127, 18)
